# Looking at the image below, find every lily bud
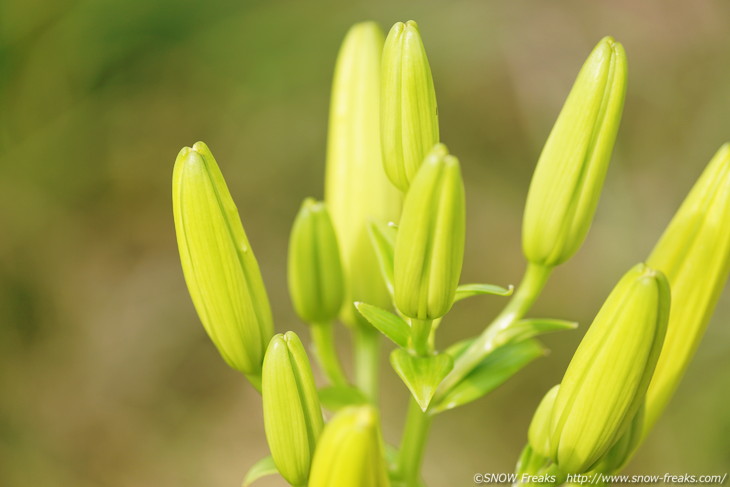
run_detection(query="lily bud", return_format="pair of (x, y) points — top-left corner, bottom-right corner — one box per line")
(515, 444), (550, 478)
(528, 385), (560, 458)
(172, 142), (273, 384)
(549, 263), (669, 473)
(590, 404), (644, 474)
(393, 144), (465, 320)
(523, 36), (627, 267)
(288, 198), (345, 324)
(381, 20), (439, 192)
(308, 405), (390, 487)
(325, 21), (401, 327)
(515, 443), (566, 487)
(262, 332), (324, 486)
(643, 143), (730, 434)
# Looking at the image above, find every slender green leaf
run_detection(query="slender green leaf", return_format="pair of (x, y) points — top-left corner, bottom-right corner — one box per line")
(432, 339), (545, 413)
(390, 349), (453, 411)
(355, 302), (410, 348)
(367, 220), (397, 296)
(318, 385), (369, 412)
(444, 337), (476, 361)
(498, 318), (578, 344)
(454, 283), (514, 302)
(242, 456), (279, 487)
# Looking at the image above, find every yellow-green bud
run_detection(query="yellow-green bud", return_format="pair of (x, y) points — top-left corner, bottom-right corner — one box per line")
(325, 21), (401, 327)
(288, 198), (345, 324)
(515, 443), (566, 487)
(381, 20), (439, 192)
(308, 405), (390, 487)
(549, 263), (669, 473)
(515, 444), (550, 478)
(643, 143), (730, 434)
(528, 385), (560, 458)
(590, 404), (644, 474)
(523, 36), (627, 267)
(172, 142), (273, 383)
(394, 144), (465, 320)
(262, 332), (324, 486)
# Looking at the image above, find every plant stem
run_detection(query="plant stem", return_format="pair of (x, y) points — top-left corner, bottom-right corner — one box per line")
(434, 262), (552, 401)
(310, 321), (349, 386)
(410, 318), (434, 356)
(354, 326), (380, 401)
(398, 398), (433, 487)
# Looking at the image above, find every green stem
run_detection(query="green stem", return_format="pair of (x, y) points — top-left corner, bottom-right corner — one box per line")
(397, 398), (434, 487)
(354, 326), (380, 401)
(310, 321), (349, 386)
(434, 262), (552, 401)
(410, 318), (434, 356)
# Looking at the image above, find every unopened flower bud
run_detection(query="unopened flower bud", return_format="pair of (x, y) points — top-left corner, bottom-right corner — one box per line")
(515, 444), (550, 478)
(590, 405), (644, 474)
(528, 385), (560, 458)
(262, 332), (324, 486)
(394, 144), (465, 320)
(172, 142), (273, 385)
(288, 198), (345, 324)
(549, 263), (669, 473)
(308, 405), (390, 487)
(523, 36), (627, 267)
(515, 443), (566, 487)
(642, 144), (730, 435)
(381, 20), (439, 192)
(326, 22), (401, 327)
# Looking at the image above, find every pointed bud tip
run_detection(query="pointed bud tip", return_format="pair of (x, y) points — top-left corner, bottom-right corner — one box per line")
(191, 141), (210, 154)
(598, 35), (616, 47)
(283, 330), (299, 343)
(176, 146), (201, 165)
(301, 197), (324, 212)
(352, 405), (378, 429)
(633, 263), (668, 288)
(269, 333), (286, 349)
(431, 142), (449, 157)
(389, 21), (405, 35)
(444, 154), (460, 168)
(387, 20), (421, 40)
(424, 144), (461, 172)
(586, 36), (626, 74)
(350, 20), (380, 32)
(596, 35), (624, 53)
(176, 142), (212, 169)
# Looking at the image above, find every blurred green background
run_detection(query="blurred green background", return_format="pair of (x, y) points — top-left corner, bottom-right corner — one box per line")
(1, 0), (729, 485)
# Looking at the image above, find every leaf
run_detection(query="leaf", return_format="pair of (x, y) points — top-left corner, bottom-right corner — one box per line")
(242, 456), (279, 487)
(368, 220), (397, 296)
(444, 337), (476, 361)
(318, 385), (369, 412)
(390, 349), (453, 411)
(454, 283), (514, 302)
(432, 339), (545, 413)
(498, 318), (578, 344)
(355, 302), (410, 348)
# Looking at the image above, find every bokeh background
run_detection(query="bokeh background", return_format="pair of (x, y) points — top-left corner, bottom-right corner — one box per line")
(1, 1), (729, 485)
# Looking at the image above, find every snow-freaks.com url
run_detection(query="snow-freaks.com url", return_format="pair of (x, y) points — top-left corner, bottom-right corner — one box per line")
(473, 473), (729, 485)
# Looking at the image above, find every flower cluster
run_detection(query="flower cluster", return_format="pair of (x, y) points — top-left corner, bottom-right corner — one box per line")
(171, 19), (730, 487)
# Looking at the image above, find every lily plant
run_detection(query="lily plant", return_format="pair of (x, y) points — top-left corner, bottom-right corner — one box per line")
(171, 20), (730, 487)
